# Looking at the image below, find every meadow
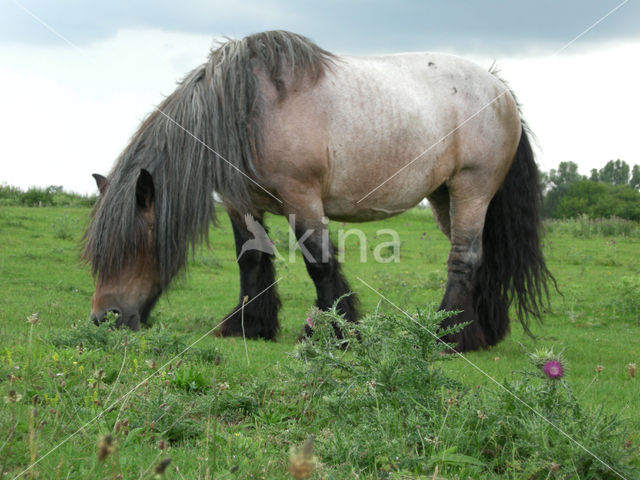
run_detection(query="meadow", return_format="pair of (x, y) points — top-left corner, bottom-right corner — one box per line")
(0, 205), (638, 479)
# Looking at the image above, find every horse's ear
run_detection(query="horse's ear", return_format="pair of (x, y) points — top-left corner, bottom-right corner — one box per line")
(92, 173), (108, 195)
(135, 169), (154, 210)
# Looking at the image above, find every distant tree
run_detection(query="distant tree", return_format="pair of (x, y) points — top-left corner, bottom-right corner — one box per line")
(548, 161), (583, 188)
(598, 159), (630, 185)
(543, 160), (640, 221)
(630, 165), (640, 190)
(46, 185), (64, 195)
(539, 170), (551, 193)
(615, 186), (640, 221)
(1, 185), (96, 207)
(549, 180), (640, 221)
(552, 180), (606, 219)
(22, 187), (54, 206)
(543, 161), (585, 217)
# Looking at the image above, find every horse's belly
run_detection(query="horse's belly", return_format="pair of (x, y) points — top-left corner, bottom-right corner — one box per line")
(323, 179), (429, 222)
(321, 88), (453, 220)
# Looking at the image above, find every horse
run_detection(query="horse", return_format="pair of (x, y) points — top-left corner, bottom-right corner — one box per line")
(84, 30), (554, 352)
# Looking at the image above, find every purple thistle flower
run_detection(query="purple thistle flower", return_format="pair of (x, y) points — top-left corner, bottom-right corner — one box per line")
(543, 360), (563, 379)
(306, 316), (313, 328)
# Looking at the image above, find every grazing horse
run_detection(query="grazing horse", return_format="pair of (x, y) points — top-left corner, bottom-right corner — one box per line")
(84, 30), (554, 352)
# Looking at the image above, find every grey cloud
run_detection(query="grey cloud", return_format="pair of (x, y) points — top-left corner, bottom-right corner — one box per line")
(2, 0), (639, 54)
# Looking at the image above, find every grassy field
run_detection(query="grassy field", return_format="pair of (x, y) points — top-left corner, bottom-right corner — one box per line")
(0, 205), (638, 479)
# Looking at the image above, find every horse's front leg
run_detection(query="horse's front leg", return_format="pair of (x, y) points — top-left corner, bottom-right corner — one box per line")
(218, 209), (281, 339)
(286, 199), (358, 338)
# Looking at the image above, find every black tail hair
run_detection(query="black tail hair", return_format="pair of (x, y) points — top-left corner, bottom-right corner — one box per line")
(474, 122), (557, 345)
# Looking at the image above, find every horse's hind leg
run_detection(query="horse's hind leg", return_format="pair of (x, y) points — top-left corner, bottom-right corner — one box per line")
(427, 183), (451, 239)
(219, 209), (281, 339)
(437, 182), (493, 351)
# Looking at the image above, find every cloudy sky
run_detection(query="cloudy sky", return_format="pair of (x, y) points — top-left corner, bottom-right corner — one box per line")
(1, 0), (639, 194)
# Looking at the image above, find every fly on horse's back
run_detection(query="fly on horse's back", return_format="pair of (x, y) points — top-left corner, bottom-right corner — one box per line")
(84, 30), (555, 352)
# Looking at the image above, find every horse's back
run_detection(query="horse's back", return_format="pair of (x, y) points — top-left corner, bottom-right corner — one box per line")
(314, 53), (520, 221)
(258, 52), (520, 222)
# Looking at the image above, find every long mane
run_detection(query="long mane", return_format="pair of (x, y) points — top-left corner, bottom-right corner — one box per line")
(83, 30), (335, 286)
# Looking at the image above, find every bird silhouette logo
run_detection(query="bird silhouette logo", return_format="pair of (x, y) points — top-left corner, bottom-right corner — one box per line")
(237, 213), (283, 261)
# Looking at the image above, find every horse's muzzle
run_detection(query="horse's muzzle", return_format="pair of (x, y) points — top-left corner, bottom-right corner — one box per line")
(91, 308), (141, 330)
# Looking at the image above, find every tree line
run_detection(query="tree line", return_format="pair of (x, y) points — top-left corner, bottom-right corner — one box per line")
(542, 159), (640, 222)
(0, 184), (96, 207)
(2, 159), (640, 221)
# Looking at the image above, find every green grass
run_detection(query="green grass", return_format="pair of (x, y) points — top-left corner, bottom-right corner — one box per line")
(0, 206), (638, 478)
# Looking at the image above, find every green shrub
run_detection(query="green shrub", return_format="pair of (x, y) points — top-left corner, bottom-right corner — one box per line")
(609, 276), (640, 323)
(286, 306), (639, 478)
(546, 180), (640, 222)
(0, 183), (21, 204)
(22, 186), (55, 206)
(52, 212), (77, 240)
(171, 364), (210, 392)
(545, 215), (640, 238)
(0, 183), (97, 207)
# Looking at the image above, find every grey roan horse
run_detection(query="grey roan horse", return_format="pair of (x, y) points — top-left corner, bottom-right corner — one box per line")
(84, 30), (554, 352)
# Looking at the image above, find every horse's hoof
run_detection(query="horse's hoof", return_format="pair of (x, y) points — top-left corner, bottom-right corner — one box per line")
(296, 324), (313, 342)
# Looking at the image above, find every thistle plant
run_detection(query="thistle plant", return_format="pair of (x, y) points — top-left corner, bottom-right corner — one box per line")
(529, 347), (567, 381)
(287, 308), (638, 478)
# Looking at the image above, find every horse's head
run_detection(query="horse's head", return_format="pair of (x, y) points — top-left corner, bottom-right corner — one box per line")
(86, 169), (163, 330)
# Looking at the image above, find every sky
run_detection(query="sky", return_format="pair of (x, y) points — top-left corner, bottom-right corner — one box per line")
(1, 0), (639, 194)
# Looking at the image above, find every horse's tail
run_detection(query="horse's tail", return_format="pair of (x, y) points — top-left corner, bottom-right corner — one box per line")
(474, 119), (556, 345)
